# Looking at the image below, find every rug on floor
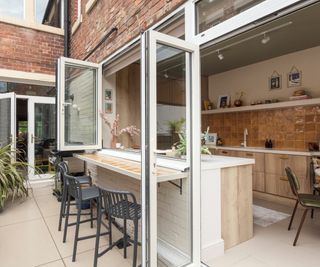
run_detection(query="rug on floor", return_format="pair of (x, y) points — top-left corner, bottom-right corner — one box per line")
(253, 205), (291, 227)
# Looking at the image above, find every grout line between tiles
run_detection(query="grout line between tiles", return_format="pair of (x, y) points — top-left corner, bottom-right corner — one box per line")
(0, 216), (43, 228)
(31, 188), (67, 267)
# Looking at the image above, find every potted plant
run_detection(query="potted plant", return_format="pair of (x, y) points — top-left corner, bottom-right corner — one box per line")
(175, 132), (211, 157)
(0, 144), (29, 212)
(167, 118), (185, 145)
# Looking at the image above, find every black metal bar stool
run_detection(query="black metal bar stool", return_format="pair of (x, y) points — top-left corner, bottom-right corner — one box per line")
(94, 187), (141, 267)
(63, 173), (111, 262)
(57, 161), (92, 231)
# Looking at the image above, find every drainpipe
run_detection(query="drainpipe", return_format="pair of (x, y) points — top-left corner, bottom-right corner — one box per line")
(64, 0), (70, 57)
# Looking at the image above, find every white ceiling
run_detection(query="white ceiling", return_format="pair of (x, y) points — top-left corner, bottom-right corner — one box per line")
(200, 2), (320, 76)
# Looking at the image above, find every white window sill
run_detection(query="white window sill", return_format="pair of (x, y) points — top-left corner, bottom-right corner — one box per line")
(0, 16), (64, 35)
(85, 0), (98, 13)
(71, 16), (82, 35)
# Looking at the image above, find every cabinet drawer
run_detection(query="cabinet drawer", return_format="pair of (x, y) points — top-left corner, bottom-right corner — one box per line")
(265, 154), (307, 176)
(237, 151), (264, 173)
(217, 150), (235, 156)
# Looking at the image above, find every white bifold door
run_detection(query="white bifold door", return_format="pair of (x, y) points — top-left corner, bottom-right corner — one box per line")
(141, 30), (201, 267)
(57, 29), (201, 267)
(0, 92), (16, 150)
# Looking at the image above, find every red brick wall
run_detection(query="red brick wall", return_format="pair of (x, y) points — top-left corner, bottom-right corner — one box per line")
(0, 22), (64, 75)
(70, 0), (186, 63)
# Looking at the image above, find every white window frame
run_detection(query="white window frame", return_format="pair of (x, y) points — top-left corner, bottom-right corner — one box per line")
(57, 56), (102, 151)
(185, 0), (315, 45)
(141, 29), (201, 267)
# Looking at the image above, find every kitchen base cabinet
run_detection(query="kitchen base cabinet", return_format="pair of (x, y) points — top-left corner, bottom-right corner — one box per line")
(253, 172), (265, 192)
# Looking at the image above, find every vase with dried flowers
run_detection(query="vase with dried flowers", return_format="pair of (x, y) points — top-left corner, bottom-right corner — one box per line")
(234, 91), (245, 107)
(101, 112), (140, 148)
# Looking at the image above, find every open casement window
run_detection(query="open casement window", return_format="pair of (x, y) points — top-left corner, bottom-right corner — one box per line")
(57, 57), (102, 151)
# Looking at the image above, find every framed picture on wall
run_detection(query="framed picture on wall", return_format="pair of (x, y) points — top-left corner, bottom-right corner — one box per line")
(205, 133), (218, 145)
(287, 66), (302, 87)
(105, 102), (113, 114)
(217, 95), (230, 108)
(269, 71), (281, 90)
(105, 89), (112, 100)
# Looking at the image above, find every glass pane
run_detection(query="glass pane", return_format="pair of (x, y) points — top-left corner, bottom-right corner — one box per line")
(0, 98), (11, 147)
(196, 0), (265, 34)
(35, 0), (61, 28)
(34, 103), (56, 174)
(2, 81), (55, 97)
(64, 64), (97, 147)
(156, 44), (191, 266)
(0, 0), (24, 19)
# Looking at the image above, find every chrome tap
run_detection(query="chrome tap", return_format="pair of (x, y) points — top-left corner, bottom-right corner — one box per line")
(242, 128), (248, 147)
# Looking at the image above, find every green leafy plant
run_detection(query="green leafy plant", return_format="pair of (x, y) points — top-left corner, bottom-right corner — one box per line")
(175, 133), (211, 156)
(0, 144), (30, 210)
(167, 118), (186, 134)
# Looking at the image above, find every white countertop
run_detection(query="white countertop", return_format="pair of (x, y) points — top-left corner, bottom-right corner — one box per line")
(97, 149), (254, 171)
(208, 145), (320, 156)
(201, 155), (255, 170)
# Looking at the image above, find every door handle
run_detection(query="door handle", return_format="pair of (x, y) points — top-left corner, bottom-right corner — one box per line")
(31, 133), (34, 144)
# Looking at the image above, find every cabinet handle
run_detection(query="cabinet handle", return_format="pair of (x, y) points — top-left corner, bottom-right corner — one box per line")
(246, 153), (254, 157)
(280, 176), (288, 181)
(279, 156), (289, 160)
(221, 151), (228, 154)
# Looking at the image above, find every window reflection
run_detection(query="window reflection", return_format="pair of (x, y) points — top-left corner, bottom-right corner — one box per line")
(196, 0), (265, 34)
(36, 0), (61, 28)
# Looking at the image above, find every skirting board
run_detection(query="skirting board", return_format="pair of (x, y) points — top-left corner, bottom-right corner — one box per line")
(201, 238), (225, 263)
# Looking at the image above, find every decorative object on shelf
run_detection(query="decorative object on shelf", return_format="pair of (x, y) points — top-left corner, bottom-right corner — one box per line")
(289, 89), (310, 100)
(203, 100), (213, 110)
(269, 70), (282, 90)
(234, 91), (245, 107)
(287, 66), (302, 87)
(216, 137), (223, 146)
(202, 127), (217, 145)
(217, 95), (230, 108)
(100, 113), (140, 148)
(265, 139), (273, 149)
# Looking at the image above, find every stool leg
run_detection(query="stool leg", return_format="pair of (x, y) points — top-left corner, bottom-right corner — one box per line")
(72, 201), (81, 262)
(108, 213), (112, 247)
(90, 199), (94, 228)
(293, 209), (308, 246)
(58, 185), (67, 231)
(94, 199), (102, 267)
(124, 218), (127, 259)
(63, 195), (71, 243)
(133, 219), (138, 267)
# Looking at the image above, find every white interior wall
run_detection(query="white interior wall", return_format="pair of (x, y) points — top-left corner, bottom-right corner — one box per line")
(208, 46), (320, 106)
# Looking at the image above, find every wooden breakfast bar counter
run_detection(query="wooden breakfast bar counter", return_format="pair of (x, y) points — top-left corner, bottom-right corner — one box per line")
(73, 149), (255, 265)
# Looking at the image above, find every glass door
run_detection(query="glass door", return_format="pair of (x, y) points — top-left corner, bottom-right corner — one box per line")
(28, 97), (56, 180)
(141, 30), (201, 266)
(0, 92), (16, 151)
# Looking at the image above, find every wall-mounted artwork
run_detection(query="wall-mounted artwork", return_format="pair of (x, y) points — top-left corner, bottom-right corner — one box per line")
(105, 89), (112, 100)
(269, 71), (281, 90)
(105, 102), (112, 114)
(287, 66), (302, 87)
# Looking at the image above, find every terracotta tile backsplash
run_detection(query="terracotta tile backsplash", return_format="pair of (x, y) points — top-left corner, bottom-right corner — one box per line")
(202, 105), (320, 150)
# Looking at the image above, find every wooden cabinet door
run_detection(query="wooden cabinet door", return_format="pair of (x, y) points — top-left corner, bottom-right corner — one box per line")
(265, 154), (310, 197)
(236, 151), (265, 192)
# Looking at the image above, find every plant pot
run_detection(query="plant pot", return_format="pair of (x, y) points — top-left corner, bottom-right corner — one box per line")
(110, 136), (118, 149)
(234, 99), (242, 107)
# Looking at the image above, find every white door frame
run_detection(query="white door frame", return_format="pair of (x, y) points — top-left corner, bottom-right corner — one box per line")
(26, 95), (55, 180)
(141, 30), (201, 267)
(0, 92), (16, 152)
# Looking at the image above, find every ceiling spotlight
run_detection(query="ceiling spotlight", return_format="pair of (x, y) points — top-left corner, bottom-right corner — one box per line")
(217, 50), (224, 60)
(261, 33), (270, 44)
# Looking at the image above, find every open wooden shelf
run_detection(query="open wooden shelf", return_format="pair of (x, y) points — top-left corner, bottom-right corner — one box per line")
(202, 98), (320, 115)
